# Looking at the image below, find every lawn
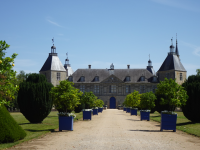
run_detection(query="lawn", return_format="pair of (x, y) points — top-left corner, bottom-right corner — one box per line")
(0, 111), (83, 150)
(138, 111), (200, 137)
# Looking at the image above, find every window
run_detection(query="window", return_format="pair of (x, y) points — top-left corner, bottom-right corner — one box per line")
(68, 76), (73, 81)
(126, 85), (130, 93)
(152, 76), (157, 82)
(94, 76), (99, 82)
(110, 85), (116, 93)
(104, 87), (107, 93)
(57, 72), (60, 80)
(126, 76), (130, 81)
(141, 76), (145, 81)
(140, 85), (145, 93)
(80, 76), (85, 82)
(80, 85), (85, 92)
(94, 85), (99, 93)
(180, 73), (182, 80)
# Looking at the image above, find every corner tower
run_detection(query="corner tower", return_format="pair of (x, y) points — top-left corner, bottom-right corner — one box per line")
(39, 40), (67, 86)
(64, 53), (74, 78)
(157, 37), (187, 85)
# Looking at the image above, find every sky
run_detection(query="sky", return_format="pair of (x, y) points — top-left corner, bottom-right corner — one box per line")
(1, 0), (200, 78)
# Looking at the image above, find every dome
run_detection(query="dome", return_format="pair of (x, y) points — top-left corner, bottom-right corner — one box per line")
(66, 58), (69, 61)
(148, 59), (152, 63)
(51, 45), (56, 49)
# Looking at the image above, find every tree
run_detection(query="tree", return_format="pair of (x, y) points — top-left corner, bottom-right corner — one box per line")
(140, 91), (156, 110)
(196, 69), (200, 76)
(94, 99), (104, 108)
(17, 73), (54, 123)
(155, 78), (188, 112)
(81, 92), (97, 109)
(182, 75), (200, 122)
(125, 90), (140, 108)
(0, 41), (18, 107)
(50, 80), (82, 113)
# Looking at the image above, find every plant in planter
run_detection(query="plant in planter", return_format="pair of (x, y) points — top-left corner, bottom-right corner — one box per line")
(122, 101), (127, 112)
(50, 80), (82, 131)
(140, 91), (156, 121)
(91, 98), (99, 115)
(95, 99), (104, 113)
(81, 92), (97, 120)
(156, 78), (188, 131)
(126, 90), (141, 116)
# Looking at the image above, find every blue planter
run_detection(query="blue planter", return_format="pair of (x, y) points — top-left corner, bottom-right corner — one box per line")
(140, 111), (150, 121)
(83, 111), (92, 120)
(160, 113), (177, 132)
(98, 108), (103, 113)
(93, 109), (98, 115)
(59, 116), (73, 131)
(123, 107), (126, 111)
(126, 108), (130, 113)
(131, 109), (137, 116)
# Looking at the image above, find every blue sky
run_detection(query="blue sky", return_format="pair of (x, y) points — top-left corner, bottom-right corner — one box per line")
(1, 0), (200, 78)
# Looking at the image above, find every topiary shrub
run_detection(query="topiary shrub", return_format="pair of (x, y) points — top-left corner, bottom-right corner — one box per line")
(0, 105), (26, 143)
(74, 103), (85, 113)
(17, 73), (54, 123)
(182, 75), (200, 122)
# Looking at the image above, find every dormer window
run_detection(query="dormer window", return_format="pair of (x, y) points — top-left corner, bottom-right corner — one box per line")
(68, 76), (73, 82)
(126, 76), (130, 81)
(152, 76), (157, 82)
(140, 76), (145, 81)
(80, 76), (85, 82)
(94, 76), (99, 82)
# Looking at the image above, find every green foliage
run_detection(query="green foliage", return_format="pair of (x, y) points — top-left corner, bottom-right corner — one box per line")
(50, 80), (82, 113)
(0, 105), (26, 143)
(182, 75), (200, 122)
(95, 99), (104, 108)
(80, 91), (97, 109)
(17, 73), (54, 123)
(140, 91), (156, 110)
(74, 103), (85, 113)
(155, 78), (188, 111)
(0, 41), (18, 107)
(125, 90), (140, 108)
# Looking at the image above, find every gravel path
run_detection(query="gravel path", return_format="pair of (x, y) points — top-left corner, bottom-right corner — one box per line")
(10, 109), (200, 150)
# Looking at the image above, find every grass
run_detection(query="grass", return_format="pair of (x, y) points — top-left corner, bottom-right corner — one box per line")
(0, 111), (83, 150)
(137, 110), (200, 137)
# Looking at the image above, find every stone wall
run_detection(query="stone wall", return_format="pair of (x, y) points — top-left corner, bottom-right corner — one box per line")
(175, 71), (187, 85)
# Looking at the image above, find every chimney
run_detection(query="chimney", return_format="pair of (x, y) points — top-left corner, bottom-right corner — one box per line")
(127, 65), (130, 69)
(88, 65), (91, 69)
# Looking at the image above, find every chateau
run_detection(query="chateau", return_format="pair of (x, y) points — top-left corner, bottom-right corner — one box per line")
(39, 38), (186, 108)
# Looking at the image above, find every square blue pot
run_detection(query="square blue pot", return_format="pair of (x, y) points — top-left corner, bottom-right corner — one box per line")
(98, 108), (103, 113)
(140, 111), (150, 121)
(131, 109), (137, 116)
(83, 111), (92, 120)
(123, 107), (126, 111)
(126, 108), (130, 113)
(59, 116), (73, 131)
(160, 113), (177, 132)
(93, 109), (98, 115)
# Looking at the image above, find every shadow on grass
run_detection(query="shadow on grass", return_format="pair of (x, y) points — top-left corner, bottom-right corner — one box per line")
(46, 116), (57, 118)
(151, 115), (160, 118)
(129, 130), (162, 132)
(127, 119), (140, 121)
(25, 129), (55, 132)
(176, 122), (196, 126)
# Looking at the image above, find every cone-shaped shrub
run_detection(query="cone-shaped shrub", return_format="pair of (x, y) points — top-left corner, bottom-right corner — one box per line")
(0, 105), (26, 143)
(182, 75), (200, 122)
(17, 73), (54, 123)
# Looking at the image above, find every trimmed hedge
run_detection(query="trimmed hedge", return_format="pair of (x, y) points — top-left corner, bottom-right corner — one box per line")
(17, 73), (54, 123)
(0, 105), (26, 143)
(182, 75), (200, 122)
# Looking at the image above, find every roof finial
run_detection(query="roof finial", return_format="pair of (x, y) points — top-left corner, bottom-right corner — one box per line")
(149, 54), (150, 60)
(52, 37), (54, 45)
(66, 52), (68, 59)
(171, 37), (173, 45)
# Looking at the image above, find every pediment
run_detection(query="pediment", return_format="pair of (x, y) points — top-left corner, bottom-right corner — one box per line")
(101, 75), (123, 83)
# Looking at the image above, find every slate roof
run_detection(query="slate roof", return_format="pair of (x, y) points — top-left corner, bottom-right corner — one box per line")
(146, 66), (156, 75)
(158, 53), (186, 72)
(72, 69), (157, 83)
(40, 53), (66, 72)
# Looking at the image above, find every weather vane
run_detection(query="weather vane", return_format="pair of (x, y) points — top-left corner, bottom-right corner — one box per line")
(66, 52), (68, 59)
(149, 54), (150, 60)
(52, 37), (54, 44)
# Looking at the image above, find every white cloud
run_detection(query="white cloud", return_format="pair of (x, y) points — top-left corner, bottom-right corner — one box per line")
(151, 0), (199, 12)
(46, 19), (63, 27)
(180, 41), (200, 57)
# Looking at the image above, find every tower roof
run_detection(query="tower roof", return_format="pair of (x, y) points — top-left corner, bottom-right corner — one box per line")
(175, 39), (179, 56)
(158, 53), (186, 72)
(40, 53), (66, 72)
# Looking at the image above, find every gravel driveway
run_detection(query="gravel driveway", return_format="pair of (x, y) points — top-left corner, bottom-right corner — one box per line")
(10, 109), (200, 150)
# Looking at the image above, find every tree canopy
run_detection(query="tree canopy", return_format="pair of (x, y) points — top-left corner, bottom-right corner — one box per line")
(0, 41), (18, 107)
(125, 90), (140, 108)
(140, 91), (156, 110)
(81, 91), (97, 109)
(155, 78), (188, 111)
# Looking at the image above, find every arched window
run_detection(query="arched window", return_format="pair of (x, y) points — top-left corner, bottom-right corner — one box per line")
(141, 76), (145, 81)
(80, 76), (85, 82)
(126, 76), (130, 81)
(68, 76), (73, 81)
(94, 76), (99, 81)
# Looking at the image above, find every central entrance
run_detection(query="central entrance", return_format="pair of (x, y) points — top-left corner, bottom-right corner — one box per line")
(110, 97), (116, 109)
